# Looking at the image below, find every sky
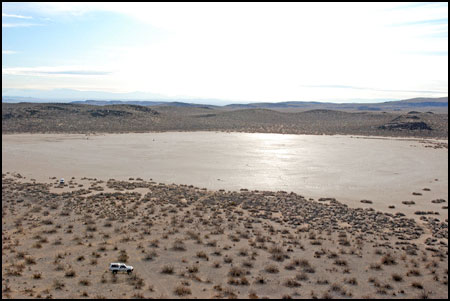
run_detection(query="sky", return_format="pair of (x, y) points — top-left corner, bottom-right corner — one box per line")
(2, 2), (448, 104)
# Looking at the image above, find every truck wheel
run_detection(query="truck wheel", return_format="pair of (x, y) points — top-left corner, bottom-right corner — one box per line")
(127, 270), (131, 275)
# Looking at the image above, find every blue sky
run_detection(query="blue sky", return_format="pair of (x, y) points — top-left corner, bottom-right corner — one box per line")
(2, 2), (448, 103)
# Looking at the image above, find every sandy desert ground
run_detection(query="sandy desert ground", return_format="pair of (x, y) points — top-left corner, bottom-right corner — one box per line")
(2, 173), (448, 299)
(2, 132), (448, 299)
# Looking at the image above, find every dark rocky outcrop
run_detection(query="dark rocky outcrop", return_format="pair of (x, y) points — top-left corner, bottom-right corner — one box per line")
(379, 121), (432, 131)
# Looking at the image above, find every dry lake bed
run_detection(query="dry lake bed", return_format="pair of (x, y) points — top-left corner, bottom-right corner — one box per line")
(2, 131), (448, 299)
(2, 131), (448, 220)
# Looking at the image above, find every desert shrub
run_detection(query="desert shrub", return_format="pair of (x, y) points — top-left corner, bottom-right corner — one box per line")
(117, 250), (128, 262)
(79, 279), (90, 286)
(212, 248), (222, 256)
(240, 276), (250, 285)
(228, 276), (249, 286)
(381, 253), (397, 265)
(224, 256), (233, 264)
(284, 278), (301, 288)
(284, 262), (296, 270)
(347, 277), (358, 285)
(334, 259), (348, 266)
(242, 260), (253, 268)
(238, 248), (249, 256)
(86, 225), (97, 232)
(316, 278), (329, 285)
(174, 285), (191, 296)
(295, 258), (310, 267)
(161, 265), (174, 274)
(207, 240), (217, 247)
(303, 266), (316, 273)
(25, 256), (36, 265)
(53, 239), (62, 245)
(295, 273), (308, 281)
(53, 279), (65, 290)
(370, 263), (382, 270)
(16, 251), (27, 259)
(255, 276), (266, 284)
(264, 264), (279, 274)
(330, 283), (342, 292)
(407, 269), (422, 277)
(142, 250), (157, 261)
(132, 293), (144, 299)
(228, 267), (245, 277)
(196, 251), (209, 260)
(249, 292), (259, 299)
(187, 265), (199, 274)
(65, 269), (76, 277)
(32, 242), (42, 249)
(172, 239), (186, 251)
(339, 238), (351, 246)
(186, 230), (200, 241)
(128, 274), (145, 289)
(229, 234), (240, 242)
(42, 219), (53, 225)
(402, 201), (415, 205)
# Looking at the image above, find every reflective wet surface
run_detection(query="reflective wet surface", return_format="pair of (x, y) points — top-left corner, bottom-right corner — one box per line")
(3, 132), (448, 215)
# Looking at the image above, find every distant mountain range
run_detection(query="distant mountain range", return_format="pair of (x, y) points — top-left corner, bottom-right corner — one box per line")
(223, 97), (448, 111)
(2, 89), (448, 112)
(1, 88), (229, 105)
(69, 97), (448, 112)
(69, 100), (218, 109)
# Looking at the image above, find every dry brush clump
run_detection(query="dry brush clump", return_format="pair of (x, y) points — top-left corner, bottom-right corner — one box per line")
(79, 279), (90, 286)
(53, 279), (65, 290)
(33, 272), (42, 279)
(117, 250), (129, 262)
(381, 253), (397, 265)
(196, 251), (209, 260)
(65, 269), (76, 278)
(174, 284), (191, 296)
(284, 278), (301, 288)
(142, 250), (158, 261)
(269, 245), (288, 262)
(128, 274), (145, 289)
(24, 256), (36, 265)
(411, 281), (424, 289)
(228, 266), (246, 278)
(407, 269), (422, 277)
(161, 265), (175, 274)
(172, 239), (187, 251)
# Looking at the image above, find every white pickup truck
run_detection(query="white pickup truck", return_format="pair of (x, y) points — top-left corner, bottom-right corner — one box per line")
(109, 263), (134, 274)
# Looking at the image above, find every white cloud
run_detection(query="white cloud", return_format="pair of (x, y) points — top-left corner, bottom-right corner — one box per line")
(2, 13), (32, 19)
(2, 50), (17, 55)
(2, 66), (113, 77)
(2, 23), (40, 28)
